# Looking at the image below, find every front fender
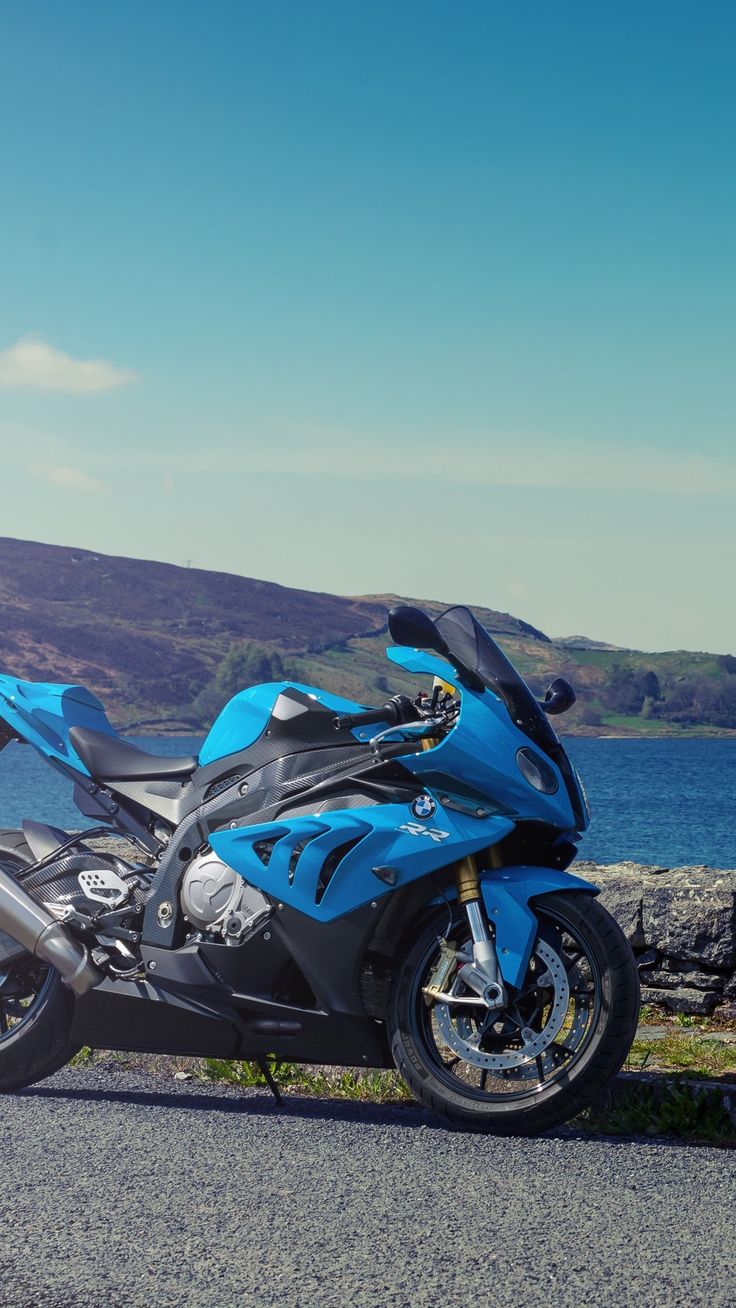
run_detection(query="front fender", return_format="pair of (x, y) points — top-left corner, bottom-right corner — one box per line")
(438, 864), (599, 989)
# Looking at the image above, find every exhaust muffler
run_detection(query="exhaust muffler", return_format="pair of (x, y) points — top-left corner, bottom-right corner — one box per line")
(0, 866), (100, 996)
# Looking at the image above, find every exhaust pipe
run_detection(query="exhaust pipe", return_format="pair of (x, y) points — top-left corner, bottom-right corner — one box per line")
(0, 866), (101, 996)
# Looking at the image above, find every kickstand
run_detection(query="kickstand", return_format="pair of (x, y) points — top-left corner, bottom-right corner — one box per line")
(257, 1058), (284, 1108)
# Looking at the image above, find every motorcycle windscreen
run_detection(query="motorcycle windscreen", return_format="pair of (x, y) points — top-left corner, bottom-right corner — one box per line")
(434, 606), (559, 757)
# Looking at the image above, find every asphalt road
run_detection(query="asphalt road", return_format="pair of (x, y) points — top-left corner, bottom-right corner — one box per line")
(0, 1067), (734, 1308)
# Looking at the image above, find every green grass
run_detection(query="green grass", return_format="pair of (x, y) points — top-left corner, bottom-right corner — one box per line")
(199, 1058), (413, 1102)
(69, 1045), (95, 1067)
(625, 1034), (736, 1079)
(599, 712), (674, 733)
(200, 1057), (302, 1088)
(583, 1080), (736, 1145)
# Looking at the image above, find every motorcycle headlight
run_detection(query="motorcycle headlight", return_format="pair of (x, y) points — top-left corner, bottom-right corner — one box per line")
(516, 746), (559, 795)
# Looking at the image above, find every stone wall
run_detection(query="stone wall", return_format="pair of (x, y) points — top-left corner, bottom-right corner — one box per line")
(577, 862), (736, 1017)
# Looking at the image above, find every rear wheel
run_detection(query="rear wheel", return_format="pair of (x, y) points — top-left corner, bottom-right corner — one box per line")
(388, 891), (639, 1135)
(0, 829), (79, 1091)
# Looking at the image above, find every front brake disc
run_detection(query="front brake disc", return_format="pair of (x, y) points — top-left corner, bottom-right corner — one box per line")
(433, 938), (570, 1070)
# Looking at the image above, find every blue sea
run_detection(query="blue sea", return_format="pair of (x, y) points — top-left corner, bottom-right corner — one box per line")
(0, 736), (734, 868)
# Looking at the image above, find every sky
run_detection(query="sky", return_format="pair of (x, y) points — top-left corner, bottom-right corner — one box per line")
(0, 1), (734, 653)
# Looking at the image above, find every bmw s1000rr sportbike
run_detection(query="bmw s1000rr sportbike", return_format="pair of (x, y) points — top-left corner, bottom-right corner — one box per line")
(0, 604), (638, 1134)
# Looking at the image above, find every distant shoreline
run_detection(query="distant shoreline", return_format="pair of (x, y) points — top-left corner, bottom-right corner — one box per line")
(121, 726), (736, 741)
(562, 729), (736, 741)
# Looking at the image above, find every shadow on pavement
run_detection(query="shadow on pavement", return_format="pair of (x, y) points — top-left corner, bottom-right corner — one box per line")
(17, 1076), (688, 1147)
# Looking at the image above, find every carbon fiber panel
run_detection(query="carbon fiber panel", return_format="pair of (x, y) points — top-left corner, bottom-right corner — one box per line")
(142, 747), (387, 947)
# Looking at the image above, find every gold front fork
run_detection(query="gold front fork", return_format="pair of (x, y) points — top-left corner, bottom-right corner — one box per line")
(455, 854), (481, 905)
(454, 848), (506, 1004)
(454, 844), (503, 904)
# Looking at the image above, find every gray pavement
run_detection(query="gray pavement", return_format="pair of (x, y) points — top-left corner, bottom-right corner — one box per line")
(0, 1066), (734, 1308)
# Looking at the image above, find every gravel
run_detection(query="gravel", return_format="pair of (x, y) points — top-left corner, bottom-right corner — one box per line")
(0, 1067), (734, 1308)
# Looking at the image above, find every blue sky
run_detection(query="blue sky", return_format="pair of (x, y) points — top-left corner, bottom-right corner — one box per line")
(0, 1), (734, 652)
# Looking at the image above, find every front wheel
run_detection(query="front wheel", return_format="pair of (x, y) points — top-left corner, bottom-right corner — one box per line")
(388, 891), (639, 1135)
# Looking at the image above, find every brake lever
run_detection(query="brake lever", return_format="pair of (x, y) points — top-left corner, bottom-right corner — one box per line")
(368, 716), (445, 757)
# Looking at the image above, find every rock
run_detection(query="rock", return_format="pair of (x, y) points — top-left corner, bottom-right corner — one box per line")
(640, 987), (721, 1015)
(569, 868), (736, 1009)
(577, 863), (736, 1009)
(592, 871), (646, 948)
(576, 861), (670, 878)
(640, 969), (724, 991)
(174, 1070), (192, 1081)
(641, 871), (736, 970)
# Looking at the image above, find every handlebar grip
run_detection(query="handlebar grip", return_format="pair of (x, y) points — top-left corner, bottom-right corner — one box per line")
(334, 703), (399, 731)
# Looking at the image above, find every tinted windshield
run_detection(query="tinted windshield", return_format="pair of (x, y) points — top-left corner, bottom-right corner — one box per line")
(434, 605), (559, 755)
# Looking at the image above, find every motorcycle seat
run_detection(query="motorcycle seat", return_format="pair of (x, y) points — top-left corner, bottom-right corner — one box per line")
(68, 726), (198, 781)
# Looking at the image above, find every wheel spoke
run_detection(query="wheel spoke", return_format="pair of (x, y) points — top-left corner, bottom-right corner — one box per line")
(0, 962), (50, 1044)
(3, 1000), (28, 1018)
(418, 906), (602, 1109)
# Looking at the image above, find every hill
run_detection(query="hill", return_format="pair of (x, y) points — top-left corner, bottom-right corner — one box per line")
(0, 536), (734, 736)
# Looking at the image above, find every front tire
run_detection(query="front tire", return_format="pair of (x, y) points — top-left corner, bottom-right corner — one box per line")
(388, 891), (639, 1135)
(0, 829), (79, 1092)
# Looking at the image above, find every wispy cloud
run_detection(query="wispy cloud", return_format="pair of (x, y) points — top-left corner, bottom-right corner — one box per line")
(0, 337), (138, 394)
(28, 464), (109, 494)
(87, 427), (734, 499)
(5, 414), (736, 501)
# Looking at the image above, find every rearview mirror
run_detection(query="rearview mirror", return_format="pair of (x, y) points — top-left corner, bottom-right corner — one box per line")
(541, 677), (576, 715)
(388, 606), (448, 654)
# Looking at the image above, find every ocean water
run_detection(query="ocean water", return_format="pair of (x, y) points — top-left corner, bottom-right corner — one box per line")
(0, 735), (733, 869)
(566, 737), (736, 867)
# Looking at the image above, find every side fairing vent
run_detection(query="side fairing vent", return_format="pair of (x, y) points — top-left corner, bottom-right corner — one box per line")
(204, 773), (246, 802)
(212, 812), (374, 917)
(253, 840), (276, 867)
(209, 801), (515, 924)
(314, 838), (363, 904)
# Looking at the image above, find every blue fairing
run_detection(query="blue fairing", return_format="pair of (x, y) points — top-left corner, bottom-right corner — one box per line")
(0, 674), (118, 776)
(210, 804), (516, 923)
(387, 647), (580, 830)
(206, 648), (588, 939)
(199, 681), (370, 765)
(477, 866), (597, 988)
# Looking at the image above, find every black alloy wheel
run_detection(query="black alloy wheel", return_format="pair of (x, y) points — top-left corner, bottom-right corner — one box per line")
(388, 890), (639, 1135)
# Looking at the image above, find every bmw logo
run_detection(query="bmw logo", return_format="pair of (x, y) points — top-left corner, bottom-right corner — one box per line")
(411, 794), (436, 821)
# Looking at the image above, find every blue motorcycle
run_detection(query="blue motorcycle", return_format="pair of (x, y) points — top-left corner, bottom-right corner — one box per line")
(0, 604), (638, 1133)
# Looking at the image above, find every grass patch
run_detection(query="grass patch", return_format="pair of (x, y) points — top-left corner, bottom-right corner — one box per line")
(69, 1045), (95, 1067)
(200, 1058), (301, 1089)
(583, 1080), (736, 1145)
(286, 1067), (413, 1103)
(625, 1034), (736, 1080)
(199, 1058), (413, 1102)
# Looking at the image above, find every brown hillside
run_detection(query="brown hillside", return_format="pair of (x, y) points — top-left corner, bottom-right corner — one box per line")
(0, 537), (386, 720)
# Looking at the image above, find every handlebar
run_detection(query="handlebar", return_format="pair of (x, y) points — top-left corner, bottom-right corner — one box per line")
(333, 694), (419, 732)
